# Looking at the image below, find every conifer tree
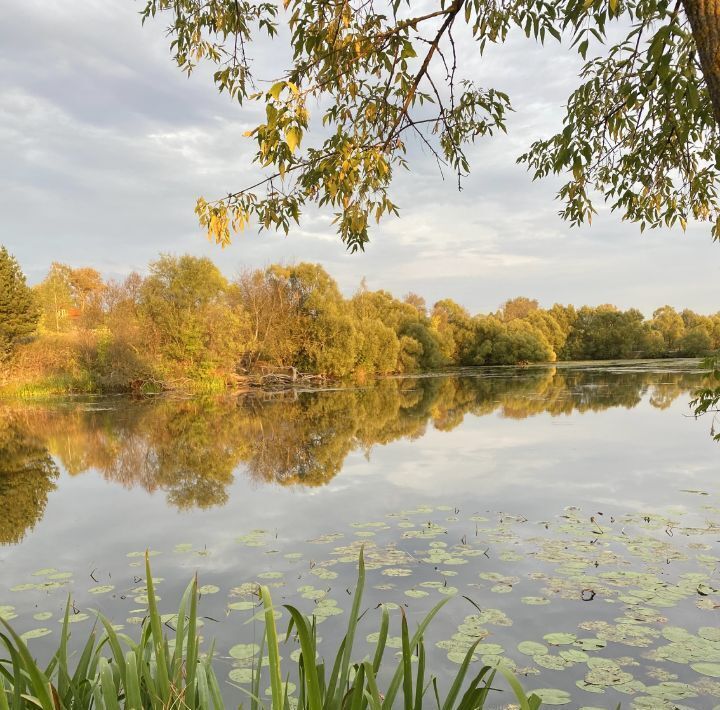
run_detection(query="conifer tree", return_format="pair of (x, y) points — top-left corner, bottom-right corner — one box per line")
(0, 246), (38, 358)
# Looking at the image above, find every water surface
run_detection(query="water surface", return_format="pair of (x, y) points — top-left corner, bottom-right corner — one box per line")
(1, 361), (719, 708)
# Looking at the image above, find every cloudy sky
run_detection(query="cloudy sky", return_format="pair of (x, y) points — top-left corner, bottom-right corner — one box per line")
(2, 0), (719, 315)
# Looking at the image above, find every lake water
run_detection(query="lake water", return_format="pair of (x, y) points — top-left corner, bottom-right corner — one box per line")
(1, 360), (720, 708)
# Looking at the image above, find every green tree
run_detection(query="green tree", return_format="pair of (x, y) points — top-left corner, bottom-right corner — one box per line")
(140, 254), (244, 376)
(486, 319), (554, 364)
(499, 297), (539, 322)
(0, 247), (38, 358)
(564, 306), (647, 360)
(351, 287), (443, 371)
(678, 325), (713, 356)
(650, 305), (686, 351)
(143, 0), (720, 249)
(35, 263), (74, 333)
(267, 263), (363, 376)
(355, 318), (400, 375)
(431, 299), (477, 364)
(524, 310), (566, 356)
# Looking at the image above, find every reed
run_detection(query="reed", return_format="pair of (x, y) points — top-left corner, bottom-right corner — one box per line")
(0, 552), (542, 709)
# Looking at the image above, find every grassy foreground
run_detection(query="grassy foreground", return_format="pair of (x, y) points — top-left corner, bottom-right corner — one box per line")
(0, 552), (542, 709)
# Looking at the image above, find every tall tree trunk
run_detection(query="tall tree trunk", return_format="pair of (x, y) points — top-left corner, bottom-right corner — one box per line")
(682, 0), (720, 125)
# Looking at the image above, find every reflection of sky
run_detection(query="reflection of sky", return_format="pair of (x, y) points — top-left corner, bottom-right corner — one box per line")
(1, 368), (719, 706)
(3, 1), (720, 314)
(1, 369), (716, 582)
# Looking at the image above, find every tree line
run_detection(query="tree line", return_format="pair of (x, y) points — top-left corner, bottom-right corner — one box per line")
(0, 246), (718, 392)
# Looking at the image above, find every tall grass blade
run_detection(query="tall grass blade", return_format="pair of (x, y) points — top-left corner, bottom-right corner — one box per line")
(381, 597), (449, 710)
(323, 636), (345, 709)
(400, 610), (413, 710)
(456, 666), (494, 710)
(0, 635), (24, 710)
(207, 660), (224, 709)
(371, 607), (389, 676)
(144, 552), (171, 701)
(250, 628), (266, 710)
(332, 547), (365, 707)
(197, 664), (212, 709)
(284, 606), (322, 710)
(349, 662), (365, 710)
(260, 586), (283, 710)
(124, 650), (142, 710)
(413, 641), (425, 710)
(440, 639), (482, 710)
(96, 615), (127, 691)
(498, 666), (541, 710)
(361, 662), (382, 710)
(0, 675), (9, 710)
(98, 657), (120, 710)
(172, 578), (193, 687)
(0, 620), (53, 710)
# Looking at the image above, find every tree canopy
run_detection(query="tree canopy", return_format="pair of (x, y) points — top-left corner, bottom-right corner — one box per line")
(142, 0), (720, 249)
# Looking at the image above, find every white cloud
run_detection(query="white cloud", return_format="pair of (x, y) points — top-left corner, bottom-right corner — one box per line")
(1, 0), (718, 314)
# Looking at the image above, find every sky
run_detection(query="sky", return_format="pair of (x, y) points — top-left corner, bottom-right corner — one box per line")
(2, 0), (719, 316)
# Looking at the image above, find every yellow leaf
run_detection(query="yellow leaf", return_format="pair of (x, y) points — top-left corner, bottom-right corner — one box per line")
(285, 127), (301, 152)
(268, 81), (285, 100)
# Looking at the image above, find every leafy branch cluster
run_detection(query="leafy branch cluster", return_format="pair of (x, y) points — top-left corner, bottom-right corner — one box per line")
(143, 0), (718, 247)
(519, 0), (720, 236)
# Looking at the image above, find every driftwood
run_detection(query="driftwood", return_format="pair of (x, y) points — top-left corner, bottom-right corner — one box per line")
(236, 365), (330, 392)
(118, 366), (333, 397)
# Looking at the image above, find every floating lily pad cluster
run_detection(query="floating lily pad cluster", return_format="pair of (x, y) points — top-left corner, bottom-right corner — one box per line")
(3, 500), (720, 708)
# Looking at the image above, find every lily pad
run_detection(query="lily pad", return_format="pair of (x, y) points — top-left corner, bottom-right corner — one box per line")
(228, 601), (256, 611)
(692, 663), (720, 678)
(21, 628), (52, 640)
(543, 632), (577, 646)
(230, 643), (261, 660)
(404, 589), (429, 598)
(518, 641), (548, 656)
(531, 688), (572, 705)
(88, 585), (115, 595)
(228, 668), (254, 684)
(198, 585), (220, 595)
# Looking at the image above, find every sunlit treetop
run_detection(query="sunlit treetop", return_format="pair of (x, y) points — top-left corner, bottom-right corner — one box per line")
(141, 0), (720, 250)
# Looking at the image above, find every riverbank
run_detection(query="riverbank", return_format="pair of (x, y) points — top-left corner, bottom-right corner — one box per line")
(1, 356), (709, 400)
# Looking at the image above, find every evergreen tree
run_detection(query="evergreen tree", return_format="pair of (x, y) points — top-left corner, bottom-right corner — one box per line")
(0, 246), (38, 358)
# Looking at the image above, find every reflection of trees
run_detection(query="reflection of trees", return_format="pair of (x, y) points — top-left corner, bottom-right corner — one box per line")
(1, 367), (707, 534)
(0, 411), (59, 545)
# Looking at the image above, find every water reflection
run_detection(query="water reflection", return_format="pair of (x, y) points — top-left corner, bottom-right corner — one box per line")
(0, 364), (705, 544)
(0, 412), (59, 544)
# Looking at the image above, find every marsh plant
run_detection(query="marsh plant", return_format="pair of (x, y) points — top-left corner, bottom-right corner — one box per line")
(0, 551), (542, 709)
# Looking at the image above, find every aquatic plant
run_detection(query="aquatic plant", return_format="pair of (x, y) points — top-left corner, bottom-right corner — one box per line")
(0, 551), (542, 709)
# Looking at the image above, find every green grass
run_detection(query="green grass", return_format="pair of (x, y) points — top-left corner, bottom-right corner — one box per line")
(0, 552), (542, 709)
(0, 374), (100, 399)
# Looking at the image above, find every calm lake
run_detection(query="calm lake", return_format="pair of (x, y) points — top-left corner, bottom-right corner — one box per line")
(1, 360), (720, 708)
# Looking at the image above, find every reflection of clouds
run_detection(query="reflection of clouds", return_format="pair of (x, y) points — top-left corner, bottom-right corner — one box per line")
(0, 362), (709, 546)
(373, 393), (716, 512)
